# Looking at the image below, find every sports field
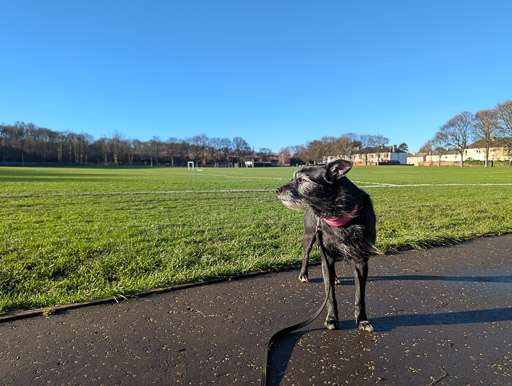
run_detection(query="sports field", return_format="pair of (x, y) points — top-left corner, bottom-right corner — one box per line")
(1, 166), (512, 313)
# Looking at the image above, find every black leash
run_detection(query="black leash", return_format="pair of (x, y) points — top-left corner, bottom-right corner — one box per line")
(261, 221), (329, 386)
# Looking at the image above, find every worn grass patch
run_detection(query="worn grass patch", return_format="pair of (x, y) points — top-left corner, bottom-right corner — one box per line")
(1, 166), (512, 313)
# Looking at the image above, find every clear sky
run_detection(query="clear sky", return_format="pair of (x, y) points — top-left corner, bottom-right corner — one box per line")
(1, 1), (511, 153)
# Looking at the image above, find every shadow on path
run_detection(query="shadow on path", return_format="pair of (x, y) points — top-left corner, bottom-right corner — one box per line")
(266, 271), (512, 384)
(307, 275), (512, 285)
(267, 307), (512, 385)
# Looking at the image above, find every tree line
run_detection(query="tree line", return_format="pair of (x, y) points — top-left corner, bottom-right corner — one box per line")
(422, 100), (512, 167)
(0, 122), (405, 167)
(282, 133), (407, 165)
(0, 122), (264, 167)
(3, 99), (510, 167)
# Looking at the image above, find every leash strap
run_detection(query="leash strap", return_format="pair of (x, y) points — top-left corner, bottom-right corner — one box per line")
(261, 223), (329, 385)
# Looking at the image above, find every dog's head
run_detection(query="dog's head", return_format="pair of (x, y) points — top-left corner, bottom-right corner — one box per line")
(276, 159), (354, 215)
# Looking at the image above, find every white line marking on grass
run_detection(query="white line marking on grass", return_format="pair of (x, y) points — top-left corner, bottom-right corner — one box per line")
(2, 183), (512, 199)
(359, 183), (512, 188)
(175, 172), (286, 180)
(353, 180), (400, 187)
(0, 189), (276, 198)
(211, 174), (286, 180)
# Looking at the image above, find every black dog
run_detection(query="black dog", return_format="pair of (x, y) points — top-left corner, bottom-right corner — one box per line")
(276, 159), (376, 331)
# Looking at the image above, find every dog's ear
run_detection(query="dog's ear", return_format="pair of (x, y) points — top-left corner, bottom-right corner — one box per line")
(326, 159), (353, 180)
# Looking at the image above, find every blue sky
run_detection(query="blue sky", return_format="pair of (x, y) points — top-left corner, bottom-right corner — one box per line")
(1, 1), (511, 153)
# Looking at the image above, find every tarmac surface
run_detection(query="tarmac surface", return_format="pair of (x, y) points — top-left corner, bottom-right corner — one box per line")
(1, 234), (512, 385)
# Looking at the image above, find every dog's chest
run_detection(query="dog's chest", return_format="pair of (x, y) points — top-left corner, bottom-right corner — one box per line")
(320, 224), (367, 260)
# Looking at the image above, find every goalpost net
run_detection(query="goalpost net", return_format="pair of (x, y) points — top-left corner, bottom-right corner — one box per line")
(188, 161), (203, 171)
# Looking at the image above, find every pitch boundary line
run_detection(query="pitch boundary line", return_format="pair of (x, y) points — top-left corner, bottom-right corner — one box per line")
(175, 172), (286, 180)
(2, 183), (512, 198)
(360, 183), (512, 188)
(0, 189), (276, 198)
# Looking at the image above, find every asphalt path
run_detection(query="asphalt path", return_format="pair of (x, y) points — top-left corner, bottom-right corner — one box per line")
(1, 235), (511, 385)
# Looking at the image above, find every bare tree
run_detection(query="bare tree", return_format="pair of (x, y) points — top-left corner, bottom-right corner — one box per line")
(431, 132), (449, 167)
(473, 109), (500, 167)
(278, 148), (290, 166)
(496, 100), (512, 136)
(358, 134), (372, 165)
(367, 134), (389, 166)
(320, 136), (336, 159)
(232, 137), (251, 167)
(110, 132), (124, 166)
(166, 137), (181, 167)
(188, 134), (208, 166)
(258, 148), (273, 162)
(219, 138), (233, 165)
(208, 137), (228, 166)
(438, 111), (474, 167)
(334, 134), (357, 159)
(495, 100), (512, 164)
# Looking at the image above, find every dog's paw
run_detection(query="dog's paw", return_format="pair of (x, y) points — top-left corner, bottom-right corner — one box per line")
(298, 274), (309, 283)
(324, 320), (338, 330)
(358, 320), (373, 333)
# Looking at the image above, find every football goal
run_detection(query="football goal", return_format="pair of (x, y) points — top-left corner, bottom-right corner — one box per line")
(188, 161), (203, 171)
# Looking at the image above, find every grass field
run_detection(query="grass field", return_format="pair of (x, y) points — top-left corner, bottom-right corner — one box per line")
(1, 165), (512, 313)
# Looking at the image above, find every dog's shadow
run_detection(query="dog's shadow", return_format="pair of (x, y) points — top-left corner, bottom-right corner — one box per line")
(308, 274), (512, 285)
(266, 274), (512, 385)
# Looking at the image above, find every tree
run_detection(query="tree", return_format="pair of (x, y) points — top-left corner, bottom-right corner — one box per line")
(430, 132), (449, 167)
(288, 145), (306, 165)
(367, 134), (389, 166)
(438, 111), (474, 167)
(334, 134), (358, 159)
(398, 143), (408, 152)
(302, 140), (324, 164)
(278, 148), (290, 166)
(320, 136), (337, 159)
(258, 148), (273, 162)
(219, 138), (233, 164)
(496, 100), (512, 136)
(208, 137), (228, 166)
(187, 134), (208, 166)
(232, 137), (251, 167)
(166, 137), (181, 167)
(495, 100), (512, 165)
(419, 141), (432, 154)
(110, 132), (124, 166)
(473, 109), (500, 167)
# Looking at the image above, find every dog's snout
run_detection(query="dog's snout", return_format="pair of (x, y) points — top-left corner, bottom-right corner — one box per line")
(276, 186), (283, 194)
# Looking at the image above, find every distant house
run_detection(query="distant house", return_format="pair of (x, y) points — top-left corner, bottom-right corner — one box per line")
(326, 145), (408, 165)
(408, 137), (512, 166)
(407, 150), (460, 166)
(465, 137), (512, 162)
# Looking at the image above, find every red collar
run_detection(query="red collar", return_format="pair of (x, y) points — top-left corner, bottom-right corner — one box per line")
(323, 205), (359, 227)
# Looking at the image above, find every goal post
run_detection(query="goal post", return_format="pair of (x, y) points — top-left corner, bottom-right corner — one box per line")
(187, 161), (194, 171)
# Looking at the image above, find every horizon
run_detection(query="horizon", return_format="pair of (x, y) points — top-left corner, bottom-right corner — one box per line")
(1, 1), (511, 153)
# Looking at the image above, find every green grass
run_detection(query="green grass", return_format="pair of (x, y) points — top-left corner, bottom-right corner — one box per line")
(1, 166), (512, 313)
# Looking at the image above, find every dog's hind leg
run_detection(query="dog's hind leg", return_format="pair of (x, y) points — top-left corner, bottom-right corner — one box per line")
(354, 260), (373, 332)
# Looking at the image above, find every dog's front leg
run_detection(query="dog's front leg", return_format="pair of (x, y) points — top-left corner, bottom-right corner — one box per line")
(299, 230), (315, 282)
(321, 254), (338, 330)
(354, 260), (373, 332)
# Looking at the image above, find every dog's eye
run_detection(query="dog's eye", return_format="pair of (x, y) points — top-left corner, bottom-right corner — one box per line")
(296, 177), (304, 184)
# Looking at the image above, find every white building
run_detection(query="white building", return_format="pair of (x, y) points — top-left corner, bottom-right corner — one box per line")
(326, 145), (408, 165)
